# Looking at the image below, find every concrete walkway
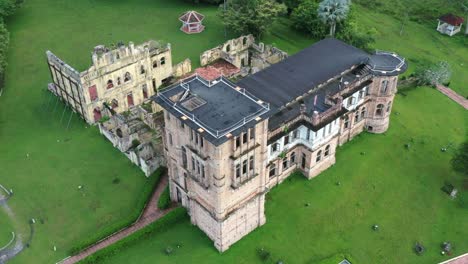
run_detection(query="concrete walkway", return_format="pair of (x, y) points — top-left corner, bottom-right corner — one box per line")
(436, 84), (468, 110)
(439, 253), (468, 264)
(59, 175), (173, 264)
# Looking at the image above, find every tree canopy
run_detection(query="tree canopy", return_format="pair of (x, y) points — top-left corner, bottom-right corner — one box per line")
(219, 0), (287, 38)
(452, 141), (468, 177)
(317, 0), (350, 37)
(415, 61), (452, 86)
(0, 0), (22, 90)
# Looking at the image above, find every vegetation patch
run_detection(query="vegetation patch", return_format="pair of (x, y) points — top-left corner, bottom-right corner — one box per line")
(68, 167), (167, 255)
(79, 207), (187, 264)
(157, 185), (171, 210)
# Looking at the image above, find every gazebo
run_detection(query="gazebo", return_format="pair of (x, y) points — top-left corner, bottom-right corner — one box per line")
(437, 14), (464, 36)
(179, 11), (205, 34)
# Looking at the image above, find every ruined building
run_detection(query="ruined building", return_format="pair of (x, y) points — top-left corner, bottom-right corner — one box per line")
(46, 40), (191, 124)
(154, 38), (407, 251)
(199, 35), (288, 78)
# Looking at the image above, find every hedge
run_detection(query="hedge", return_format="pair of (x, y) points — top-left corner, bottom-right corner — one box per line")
(158, 185), (171, 210)
(79, 207), (188, 264)
(68, 166), (167, 255)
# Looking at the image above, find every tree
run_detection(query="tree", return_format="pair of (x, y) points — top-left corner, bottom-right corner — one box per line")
(317, 0), (350, 37)
(462, 1), (468, 35)
(452, 142), (468, 177)
(291, 0), (327, 38)
(219, 0), (287, 38)
(415, 61), (452, 86)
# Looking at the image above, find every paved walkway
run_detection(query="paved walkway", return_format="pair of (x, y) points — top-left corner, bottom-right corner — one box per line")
(436, 84), (468, 110)
(439, 253), (468, 264)
(59, 175), (173, 264)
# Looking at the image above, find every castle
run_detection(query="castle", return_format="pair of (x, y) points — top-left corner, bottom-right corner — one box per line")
(154, 38), (407, 251)
(46, 36), (406, 252)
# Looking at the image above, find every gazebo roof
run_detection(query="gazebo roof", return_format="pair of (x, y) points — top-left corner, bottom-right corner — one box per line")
(179, 11), (205, 23)
(439, 13), (464, 26)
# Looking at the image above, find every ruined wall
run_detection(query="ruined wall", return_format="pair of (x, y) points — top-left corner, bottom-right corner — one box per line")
(200, 35), (255, 67)
(173, 58), (192, 78)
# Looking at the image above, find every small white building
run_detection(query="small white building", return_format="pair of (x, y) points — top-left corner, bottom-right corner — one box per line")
(437, 14), (464, 36)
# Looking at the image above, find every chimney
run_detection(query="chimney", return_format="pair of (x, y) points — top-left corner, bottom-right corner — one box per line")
(312, 111), (320, 126)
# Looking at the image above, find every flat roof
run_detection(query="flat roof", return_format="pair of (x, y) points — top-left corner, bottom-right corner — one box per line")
(237, 38), (369, 109)
(154, 75), (270, 146)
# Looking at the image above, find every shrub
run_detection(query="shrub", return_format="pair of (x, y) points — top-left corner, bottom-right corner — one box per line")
(80, 207), (187, 264)
(131, 139), (141, 149)
(257, 248), (271, 262)
(68, 167), (167, 255)
(158, 186), (171, 210)
(291, 0), (327, 38)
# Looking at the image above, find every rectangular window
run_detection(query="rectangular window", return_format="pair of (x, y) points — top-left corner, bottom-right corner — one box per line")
(249, 128), (255, 140)
(235, 137), (240, 149)
(282, 157), (288, 170)
(328, 124), (332, 134)
(271, 143), (278, 152)
(269, 165), (276, 178)
(242, 133), (248, 144)
(200, 136), (204, 148)
(88, 85), (98, 101)
(322, 127), (326, 137)
(201, 165), (205, 179)
(197, 161), (201, 175)
(190, 129), (194, 141)
(168, 133), (173, 146)
(236, 164), (241, 178)
(249, 156), (254, 172)
(166, 111), (171, 121)
(292, 130), (299, 139)
(284, 135), (290, 145)
(290, 152), (296, 164)
(180, 120), (185, 129)
(195, 133), (199, 145)
(242, 160), (248, 175)
(301, 153), (306, 169)
(306, 129), (310, 140)
(192, 157), (196, 171)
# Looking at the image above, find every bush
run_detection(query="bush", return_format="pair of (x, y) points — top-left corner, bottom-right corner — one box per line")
(131, 139), (141, 149)
(158, 185), (171, 210)
(80, 207), (187, 264)
(68, 167), (167, 255)
(291, 0), (327, 39)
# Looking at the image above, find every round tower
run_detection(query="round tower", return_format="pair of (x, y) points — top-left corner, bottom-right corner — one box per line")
(365, 51), (407, 134)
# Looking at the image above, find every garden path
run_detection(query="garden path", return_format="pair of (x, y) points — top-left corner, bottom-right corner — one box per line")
(436, 84), (468, 110)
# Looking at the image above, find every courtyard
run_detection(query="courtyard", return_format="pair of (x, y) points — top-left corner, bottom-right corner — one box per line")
(0, 0), (466, 264)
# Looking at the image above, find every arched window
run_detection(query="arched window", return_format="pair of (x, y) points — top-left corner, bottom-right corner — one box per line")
(324, 145), (330, 156)
(381, 80), (389, 94)
(361, 107), (366, 119)
(124, 72), (131, 82)
(181, 147), (187, 168)
(358, 90), (364, 99)
(152, 61), (158, 68)
(226, 44), (231, 52)
(355, 111), (360, 123)
(93, 108), (102, 122)
(316, 150), (322, 162)
(160, 57), (166, 65)
(142, 85), (148, 99)
(344, 115), (350, 129)
(140, 65), (145, 74)
(376, 104), (384, 116)
(243, 37), (248, 46)
(387, 101), (392, 112)
(111, 99), (118, 109)
(107, 80), (114, 89)
(117, 77), (121, 85)
(116, 128), (123, 138)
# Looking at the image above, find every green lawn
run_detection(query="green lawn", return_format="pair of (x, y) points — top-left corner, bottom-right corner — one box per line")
(98, 88), (468, 264)
(0, 209), (15, 247)
(0, 0), (466, 263)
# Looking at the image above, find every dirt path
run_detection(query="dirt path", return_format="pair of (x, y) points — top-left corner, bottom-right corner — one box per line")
(58, 175), (173, 264)
(436, 84), (468, 110)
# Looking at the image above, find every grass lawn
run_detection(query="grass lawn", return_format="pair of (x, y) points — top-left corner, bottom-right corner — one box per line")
(0, 209), (15, 246)
(356, 5), (468, 97)
(97, 87), (468, 264)
(0, 0), (466, 263)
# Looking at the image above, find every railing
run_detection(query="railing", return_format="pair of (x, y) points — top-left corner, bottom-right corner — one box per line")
(157, 76), (270, 139)
(370, 51), (406, 73)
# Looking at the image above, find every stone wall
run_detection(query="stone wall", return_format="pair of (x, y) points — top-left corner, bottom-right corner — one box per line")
(173, 58), (192, 78)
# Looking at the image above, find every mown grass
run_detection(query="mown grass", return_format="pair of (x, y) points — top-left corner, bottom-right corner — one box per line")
(0, 209), (14, 246)
(0, 0), (466, 263)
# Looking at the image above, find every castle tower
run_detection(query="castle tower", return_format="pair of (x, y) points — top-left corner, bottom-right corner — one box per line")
(365, 51), (407, 133)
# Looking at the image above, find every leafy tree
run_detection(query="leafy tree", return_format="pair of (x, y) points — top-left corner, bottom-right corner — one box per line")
(334, 5), (376, 52)
(219, 0), (287, 38)
(317, 0), (350, 37)
(452, 142), (468, 177)
(291, 0), (327, 38)
(279, 0), (302, 14)
(184, 0), (222, 4)
(462, 1), (468, 35)
(0, 0), (23, 18)
(415, 61), (452, 86)
(0, 0), (22, 91)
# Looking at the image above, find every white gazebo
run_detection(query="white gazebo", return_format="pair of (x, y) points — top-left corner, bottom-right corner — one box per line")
(437, 14), (464, 36)
(179, 11), (205, 34)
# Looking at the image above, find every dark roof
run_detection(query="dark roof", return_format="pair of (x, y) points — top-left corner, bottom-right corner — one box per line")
(439, 13), (464, 26)
(154, 76), (270, 146)
(237, 38), (369, 109)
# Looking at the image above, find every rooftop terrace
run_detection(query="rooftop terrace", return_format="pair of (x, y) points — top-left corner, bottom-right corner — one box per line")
(154, 75), (270, 145)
